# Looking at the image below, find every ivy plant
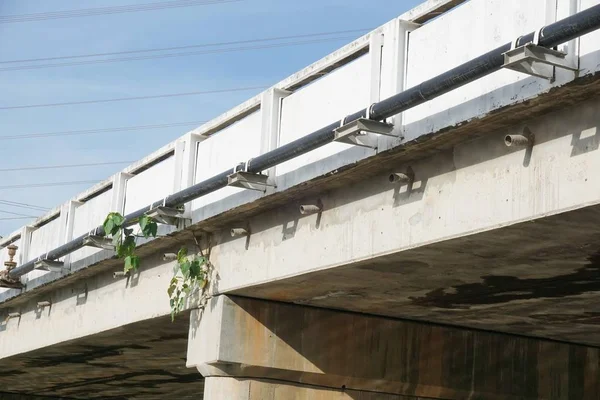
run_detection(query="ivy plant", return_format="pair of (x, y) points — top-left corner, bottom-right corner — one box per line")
(103, 212), (158, 274)
(168, 246), (207, 321)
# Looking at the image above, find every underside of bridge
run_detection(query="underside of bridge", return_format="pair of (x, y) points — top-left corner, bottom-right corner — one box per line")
(232, 203), (600, 348)
(0, 312), (204, 400)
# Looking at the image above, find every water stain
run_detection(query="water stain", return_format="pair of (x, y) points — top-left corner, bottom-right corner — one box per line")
(529, 312), (600, 325)
(24, 344), (151, 368)
(410, 252), (600, 309)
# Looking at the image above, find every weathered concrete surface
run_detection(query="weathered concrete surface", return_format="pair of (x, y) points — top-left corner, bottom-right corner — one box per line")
(187, 93), (600, 347)
(203, 377), (426, 400)
(0, 393), (72, 399)
(188, 296), (600, 400)
(0, 313), (204, 400)
(0, 237), (203, 361)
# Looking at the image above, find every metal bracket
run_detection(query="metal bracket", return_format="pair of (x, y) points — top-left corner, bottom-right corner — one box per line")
(503, 43), (578, 80)
(146, 206), (188, 226)
(228, 171), (274, 192)
(34, 259), (68, 274)
(334, 118), (396, 148)
(83, 235), (115, 251)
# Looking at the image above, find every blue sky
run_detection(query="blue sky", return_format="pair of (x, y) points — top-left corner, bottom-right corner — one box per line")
(0, 0), (421, 235)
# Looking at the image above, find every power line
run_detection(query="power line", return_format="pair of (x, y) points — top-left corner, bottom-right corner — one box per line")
(0, 0), (241, 24)
(0, 120), (207, 141)
(0, 200), (49, 211)
(0, 160), (133, 172)
(0, 29), (368, 65)
(0, 216), (38, 221)
(0, 86), (267, 111)
(0, 36), (358, 72)
(0, 180), (101, 190)
(0, 209), (38, 218)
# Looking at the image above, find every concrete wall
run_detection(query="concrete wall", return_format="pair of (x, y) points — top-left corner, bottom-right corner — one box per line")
(1, 0), (600, 303)
(207, 95), (600, 293)
(191, 110), (262, 220)
(70, 188), (112, 267)
(277, 54), (373, 182)
(0, 251), (178, 360)
(124, 155), (176, 214)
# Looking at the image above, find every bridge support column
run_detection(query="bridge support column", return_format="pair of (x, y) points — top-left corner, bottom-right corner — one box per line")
(187, 295), (600, 400)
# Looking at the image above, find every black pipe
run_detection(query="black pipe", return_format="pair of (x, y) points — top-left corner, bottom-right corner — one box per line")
(9, 4), (600, 280)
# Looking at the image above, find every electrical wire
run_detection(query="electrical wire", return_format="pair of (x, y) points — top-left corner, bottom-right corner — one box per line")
(0, 36), (358, 72)
(0, 209), (38, 218)
(0, 86), (267, 110)
(0, 200), (49, 211)
(0, 216), (38, 221)
(0, 180), (101, 190)
(0, 160), (133, 172)
(0, 120), (207, 141)
(0, 0), (241, 24)
(0, 29), (369, 65)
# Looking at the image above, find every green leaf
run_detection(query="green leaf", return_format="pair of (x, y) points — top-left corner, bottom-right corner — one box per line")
(124, 255), (140, 273)
(190, 259), (202, 278)
(179, 259), (191, 278)
(112, 234), (121, 247)
(147, 221), (158, 238)
(167, 283), (176, 297)
(139, 215), (149, 231)
(139, 216), (158, 238)
(118, 236), (136, 258)
(176, 247), (188, 263)
(104, 219), (114, 237)
(124, 256), (133, 273)
(124, 228), (133, 236)
(103, 212), (124, 236)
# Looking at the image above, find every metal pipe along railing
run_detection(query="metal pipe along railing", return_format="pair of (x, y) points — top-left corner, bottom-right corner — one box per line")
(9, 4), (600, 280)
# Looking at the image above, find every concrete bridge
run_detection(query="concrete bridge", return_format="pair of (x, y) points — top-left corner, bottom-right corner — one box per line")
(2, 0), (600, 398)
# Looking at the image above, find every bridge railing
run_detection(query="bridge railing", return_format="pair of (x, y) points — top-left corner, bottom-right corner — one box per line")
(2, 0), (599, 297)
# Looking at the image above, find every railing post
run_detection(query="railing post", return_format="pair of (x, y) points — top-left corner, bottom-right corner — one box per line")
(63, 200), (83, 270)
(260, 88), (290, 190)
(111, 172), (134, 214)
(19, 225), (36, 284)
(173, 133), (205, 220)
(377, 19), (420, 152)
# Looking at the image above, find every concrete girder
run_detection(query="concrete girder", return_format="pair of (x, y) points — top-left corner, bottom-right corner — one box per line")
(188, 295), (600, 400)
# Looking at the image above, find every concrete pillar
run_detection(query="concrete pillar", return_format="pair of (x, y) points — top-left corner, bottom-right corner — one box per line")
(188, 295), (600, 400)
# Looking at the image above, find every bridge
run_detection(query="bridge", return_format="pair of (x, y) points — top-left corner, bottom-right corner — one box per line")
(2, 0), (600, 398)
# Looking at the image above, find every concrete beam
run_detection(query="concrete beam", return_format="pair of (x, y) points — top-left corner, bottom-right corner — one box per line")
(187, 295), (600, 400)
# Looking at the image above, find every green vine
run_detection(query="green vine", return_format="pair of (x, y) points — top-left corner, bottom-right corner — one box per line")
(168, 246), (207, 321)
(103, 212), (210, 321)
(102, 212), (158, 274)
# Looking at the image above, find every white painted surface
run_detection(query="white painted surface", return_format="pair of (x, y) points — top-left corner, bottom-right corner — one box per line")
(124, 156), (175, 214)
(277, 55), (374, 181)
(403, 0), (560, 141)
(69, 190), (112, 266)
(191, 111), (262, 218)
(26, 217), (64, 280)
(27, 218), (63, 263)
